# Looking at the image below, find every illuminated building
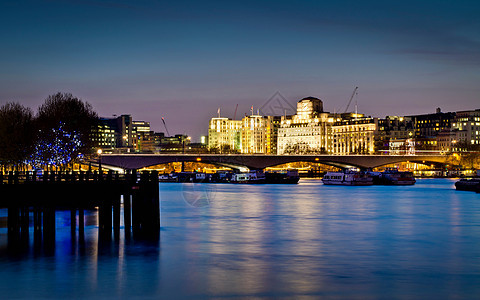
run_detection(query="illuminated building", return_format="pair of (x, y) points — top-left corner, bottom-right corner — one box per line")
(93, 118), (117, 150)
(241, 115), (281, 154)
(451, 109), (480, 147)
(375, 116), (415, 154)
(207, 117), (242, 152)
(408, 108), (455, 137)
(92, 115), (133, 152)
(277, 97), (332, 154)
(436, 129), (465, 153)
(330, 114), (377, 155)
(160, 134), (190, 153)
(242, 115), (266, 154)
(131, 121), (152, 152)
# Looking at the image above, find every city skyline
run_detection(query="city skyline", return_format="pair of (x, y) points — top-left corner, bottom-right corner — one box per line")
(1, 0), (479, 141)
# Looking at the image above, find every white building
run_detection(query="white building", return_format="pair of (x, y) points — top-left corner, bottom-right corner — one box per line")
(451, 109), (480, 146)
(277, 97), (333, 154)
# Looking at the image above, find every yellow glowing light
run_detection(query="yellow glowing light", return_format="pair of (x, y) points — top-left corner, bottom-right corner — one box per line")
(315, 158), (320, 161)
(196, 157), (202, 162)
(97, 149), (102, 155)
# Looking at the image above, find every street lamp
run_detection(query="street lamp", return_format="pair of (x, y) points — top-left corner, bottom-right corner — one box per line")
(97, 149), (102, 175)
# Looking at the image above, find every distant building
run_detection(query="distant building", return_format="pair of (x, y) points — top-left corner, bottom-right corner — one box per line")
(160, 134), (190, 153)
(92, 115), (134, 152)
(240, 115), (280, 154)
(116, 115), (134, 148)
(436, 129), (465, 153)
(451, 109), (480, 147)
(408, 108), (455, 136)
(131, 120), (151, 152)
(330, 114), (377, 155)
(277, 97), (332, 154)
(375, 116), (415, 154)
(208, 117), (242, 153)
(241, 115), (267, 154)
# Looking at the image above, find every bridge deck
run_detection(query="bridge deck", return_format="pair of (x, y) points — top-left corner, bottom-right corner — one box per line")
(100, 154), (447, 170)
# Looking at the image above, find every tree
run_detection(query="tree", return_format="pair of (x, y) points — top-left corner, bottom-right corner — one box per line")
(455, 141), (480, 169)
(33, 93), (98, 168)
(0, 102), (34, 170)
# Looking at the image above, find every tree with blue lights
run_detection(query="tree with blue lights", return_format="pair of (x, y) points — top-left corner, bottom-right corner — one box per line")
(32, 93), (98, 169)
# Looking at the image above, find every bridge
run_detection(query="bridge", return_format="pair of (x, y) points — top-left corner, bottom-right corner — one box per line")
(100, 154), (448, 170)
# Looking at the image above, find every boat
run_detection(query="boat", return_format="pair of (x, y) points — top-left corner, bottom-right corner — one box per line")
(265, 170), (300, 184)
(322, 169), (373, 186)
(231, 170), (300, 184)
(370, 168), (416, 185)
(160, 170), (300, 184)
(231, 170), (266, 184)
(455, 178), (480, 192)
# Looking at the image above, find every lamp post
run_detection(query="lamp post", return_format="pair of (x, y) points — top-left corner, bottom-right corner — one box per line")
(97, 149), (102, 176)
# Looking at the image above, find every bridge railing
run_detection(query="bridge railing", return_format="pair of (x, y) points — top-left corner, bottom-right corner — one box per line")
(0, 170), (159, 185)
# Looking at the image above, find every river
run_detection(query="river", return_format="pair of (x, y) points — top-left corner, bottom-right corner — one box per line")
(1, 178), (479, 299)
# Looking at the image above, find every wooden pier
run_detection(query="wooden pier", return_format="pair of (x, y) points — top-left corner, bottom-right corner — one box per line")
(0, 170), (160, 250)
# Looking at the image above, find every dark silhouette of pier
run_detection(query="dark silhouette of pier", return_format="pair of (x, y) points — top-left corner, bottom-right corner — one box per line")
(0, 170), (160, 252)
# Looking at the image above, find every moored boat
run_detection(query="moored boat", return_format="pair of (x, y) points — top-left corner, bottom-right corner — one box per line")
(322, 169), (373, 186)
(265, 170), (300, 184)
(455, 178), (480, 192)
(370, 168), (416, 185)
(231, 170), (266, 184)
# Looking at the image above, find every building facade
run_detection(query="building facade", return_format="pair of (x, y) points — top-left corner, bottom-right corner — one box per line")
(239, 115), (281, 154)
(452, 109), (480, 147)
(208, 118), (242, 152)
(277, 97), (333, 154)
(330, 114), (377, 155)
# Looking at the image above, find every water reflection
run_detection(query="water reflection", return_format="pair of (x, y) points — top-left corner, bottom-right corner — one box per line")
(1, 179), (480, 298)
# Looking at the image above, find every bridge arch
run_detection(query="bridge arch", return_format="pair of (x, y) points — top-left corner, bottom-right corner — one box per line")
(100, 154), (447, 171)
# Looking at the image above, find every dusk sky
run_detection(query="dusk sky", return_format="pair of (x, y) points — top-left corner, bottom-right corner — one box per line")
(1, 0), (479, 140)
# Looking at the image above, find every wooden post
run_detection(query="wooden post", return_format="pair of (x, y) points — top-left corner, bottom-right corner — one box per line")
(7, 206), (20, 242)
(78, 209), (85, 241)
(20, 207), (29, 234)
(113, 194), (120, 241)
(151, 171), (160, 231)
(107, 170), (113, 182)
(33, 208), (42, 250)
(8, 171), (14, 185)
(71, 209), (76, 238)
(20, 207), (29, 245)
(43, 207), (56, 248)
(98, 190), (112, 240)
(131, 171), (160, 239)
(124, 192), (132, 238)
(49, 171), (55, 183)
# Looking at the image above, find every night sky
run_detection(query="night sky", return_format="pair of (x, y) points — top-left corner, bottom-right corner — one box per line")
(1, 0), (479, 140)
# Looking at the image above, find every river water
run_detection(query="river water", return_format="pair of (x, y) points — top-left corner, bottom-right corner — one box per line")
(1, 179), (480, 299)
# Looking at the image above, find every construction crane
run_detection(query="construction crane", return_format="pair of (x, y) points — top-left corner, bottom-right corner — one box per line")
(344, 86), (359, 113)
(233, 104), (238, 120)
(161, 117), (170, 136)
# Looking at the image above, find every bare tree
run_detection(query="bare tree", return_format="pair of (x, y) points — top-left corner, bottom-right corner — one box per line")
(0, 102), (34, 170)
(33, 93), (98, 168)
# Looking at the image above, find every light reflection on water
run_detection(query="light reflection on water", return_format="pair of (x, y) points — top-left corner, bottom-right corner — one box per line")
(1, 178), (480, 299)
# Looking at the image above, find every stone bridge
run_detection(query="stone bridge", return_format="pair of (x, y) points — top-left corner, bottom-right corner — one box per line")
(100, 154), (447, 170)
